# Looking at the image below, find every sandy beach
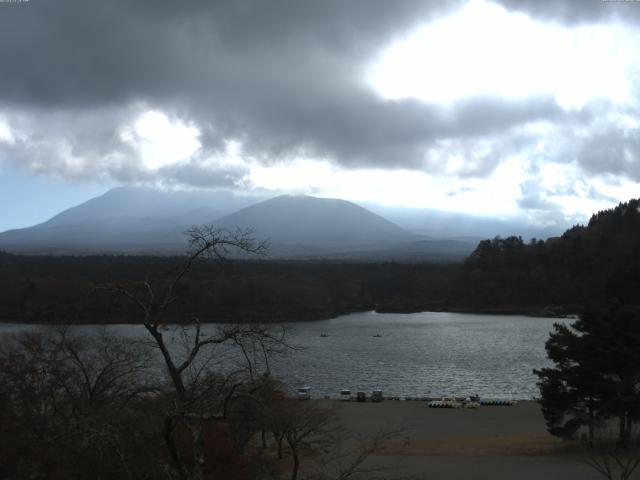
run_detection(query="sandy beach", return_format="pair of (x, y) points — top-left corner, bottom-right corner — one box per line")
(323, 400), (604, 480)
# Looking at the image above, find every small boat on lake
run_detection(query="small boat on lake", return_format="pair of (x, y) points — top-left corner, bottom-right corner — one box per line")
(373, 333), (382, 338)
(320, 333), (328, 337)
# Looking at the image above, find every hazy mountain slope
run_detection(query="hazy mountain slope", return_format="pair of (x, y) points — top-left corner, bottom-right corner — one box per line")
(213, 195), (410, 244)
(365, 203), (566, 240)
(0, 217), (186, 252)
(0, 192), (412, 254)
(0, 189), (493, 260)
(0, 187), (267, 252)
(40, 186), (258, 228)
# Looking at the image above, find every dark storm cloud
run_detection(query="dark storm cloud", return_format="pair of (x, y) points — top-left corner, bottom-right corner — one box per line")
(494, 0), (640, 25)
(0, 0), (637, 192)
(0, 0), (455, 107)
(157, 160), (249, 190)
(211, 90), (564, 170)
(0, 0), (571, 180)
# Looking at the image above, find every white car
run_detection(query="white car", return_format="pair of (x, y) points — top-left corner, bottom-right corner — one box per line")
(297, 387), (311, 400)
(340, 389), (352, 401)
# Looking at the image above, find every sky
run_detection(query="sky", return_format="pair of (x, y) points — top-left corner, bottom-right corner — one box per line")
(1, 0), (640, 232)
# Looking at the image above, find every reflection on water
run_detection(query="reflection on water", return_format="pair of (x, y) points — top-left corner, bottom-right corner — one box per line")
(0, 311), (569, 400)
(274, 311), (569, 400)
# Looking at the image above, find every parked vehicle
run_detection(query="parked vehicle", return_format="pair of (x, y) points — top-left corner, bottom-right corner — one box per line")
(356, 391), (366, 402)
(371, 389), (384, 402)
(297, 386), (311, 400)
(340, 389), (352, 401)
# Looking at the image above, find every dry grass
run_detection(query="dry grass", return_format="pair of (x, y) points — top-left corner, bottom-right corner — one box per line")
(380, 432), (575, 457)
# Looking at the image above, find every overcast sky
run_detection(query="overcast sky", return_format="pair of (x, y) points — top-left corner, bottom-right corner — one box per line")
(1, 0), (639, 231)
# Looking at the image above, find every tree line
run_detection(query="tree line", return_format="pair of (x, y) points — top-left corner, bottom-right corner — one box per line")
(453, 199), (640, 312)
(0, 253), (457, 324)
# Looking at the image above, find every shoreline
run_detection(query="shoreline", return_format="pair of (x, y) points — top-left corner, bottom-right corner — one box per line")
(0, 305), (579, 325)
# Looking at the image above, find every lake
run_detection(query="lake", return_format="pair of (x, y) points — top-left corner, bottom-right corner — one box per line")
(0, 311), (570, 400)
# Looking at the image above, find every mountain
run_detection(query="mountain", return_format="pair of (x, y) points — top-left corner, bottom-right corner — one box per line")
(0, 190), (414, 255)
(39, 186), (258, 228)
(213, 195), (410, 245)
(0, 187), (265, 253)
(0, 188), (476, 260)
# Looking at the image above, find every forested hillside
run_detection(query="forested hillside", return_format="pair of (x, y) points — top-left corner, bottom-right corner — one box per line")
(454, 199), (640, 312)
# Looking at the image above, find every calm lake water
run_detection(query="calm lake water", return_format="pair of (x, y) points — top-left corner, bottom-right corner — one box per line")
(0, 311), (570, 400)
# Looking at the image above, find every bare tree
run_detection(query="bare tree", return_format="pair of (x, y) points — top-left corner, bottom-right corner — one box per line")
(0, 327), (158, 480)
(281, 400), (340, 480)
(308, 426), (405, 480)
(98, 226), (291, 480)
(259, 394), (403, 480)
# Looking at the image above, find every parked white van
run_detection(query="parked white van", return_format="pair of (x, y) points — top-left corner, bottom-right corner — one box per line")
(339, 389), (352, 401)
(297, 387), (311, 400)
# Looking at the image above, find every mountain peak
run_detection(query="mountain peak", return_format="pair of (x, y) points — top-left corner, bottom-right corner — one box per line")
(0, 189), (410, 254)
(214, 194), (409, 244)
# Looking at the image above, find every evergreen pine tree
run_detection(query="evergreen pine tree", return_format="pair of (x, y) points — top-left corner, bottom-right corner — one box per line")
(535, 304), (640, 446)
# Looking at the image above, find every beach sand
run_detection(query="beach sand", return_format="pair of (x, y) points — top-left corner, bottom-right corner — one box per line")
(321, 400), (604, 480)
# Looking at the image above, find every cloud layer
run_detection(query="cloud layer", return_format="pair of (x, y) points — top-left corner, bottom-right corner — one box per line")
(0, 0), (639, 225)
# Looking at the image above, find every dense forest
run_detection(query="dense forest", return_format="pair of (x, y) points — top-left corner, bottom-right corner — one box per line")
(0, 254), (457, 323)
(0, 199), (638, 324)
(454, 198), (640, 312)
